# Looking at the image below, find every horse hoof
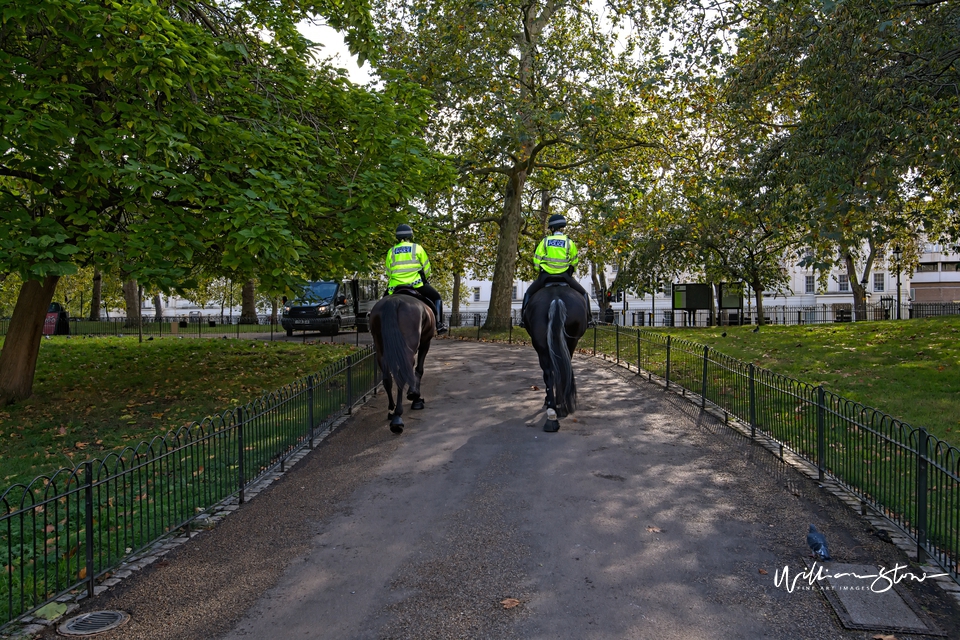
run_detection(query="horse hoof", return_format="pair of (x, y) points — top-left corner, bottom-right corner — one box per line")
(543, 419), (560, 433)
(406, 391), (419, 401)
(411, 399), (425, 410)
(390, 416), (404, 434)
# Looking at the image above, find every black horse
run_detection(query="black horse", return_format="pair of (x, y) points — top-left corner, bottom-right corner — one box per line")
(369, 292), (435, 434)
(522, 281), (589, 432)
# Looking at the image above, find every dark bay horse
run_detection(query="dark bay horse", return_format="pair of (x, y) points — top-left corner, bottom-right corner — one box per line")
(522, 282), (589, 432)
(369, 292), (435, 434)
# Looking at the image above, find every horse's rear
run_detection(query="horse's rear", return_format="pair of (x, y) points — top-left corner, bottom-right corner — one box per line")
(369, 294), (435, 434)
(524, 285), (589, 432)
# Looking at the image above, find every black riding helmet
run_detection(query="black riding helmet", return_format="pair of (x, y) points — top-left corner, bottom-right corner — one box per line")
(547, 214), (567, 230)
(395, 223), (414, 241)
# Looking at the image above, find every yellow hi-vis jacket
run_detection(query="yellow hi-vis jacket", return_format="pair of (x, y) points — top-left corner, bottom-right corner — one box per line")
(534, 232), (578, 274)
(386, 241), (432, 291)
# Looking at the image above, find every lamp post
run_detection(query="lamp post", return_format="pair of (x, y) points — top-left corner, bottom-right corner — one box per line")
(893, 245), (902, 320)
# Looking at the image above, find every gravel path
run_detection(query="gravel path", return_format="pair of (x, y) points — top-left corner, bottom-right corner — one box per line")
(37, 340), (960, 639)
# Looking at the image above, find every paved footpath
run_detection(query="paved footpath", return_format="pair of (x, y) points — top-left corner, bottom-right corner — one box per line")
(37, 340), (960, 640)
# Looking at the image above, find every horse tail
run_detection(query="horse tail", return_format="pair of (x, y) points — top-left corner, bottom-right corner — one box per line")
(381, 300), (419, 391)
(547, 297), (577, 415)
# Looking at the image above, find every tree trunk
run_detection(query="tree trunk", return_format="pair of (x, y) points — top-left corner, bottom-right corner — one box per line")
(270, 298), (279, 324)
(122, 279), (140, 328)
(89, 268), (102, 320)
(240, 279), (258, 324)
(484, 168), (526, 330)
(451, 271), (461, 326)
(752, 280), (765, 326)
(844, 253), (867, 321)
(0, 276), (60, 405)
(153, 294), (163, 320)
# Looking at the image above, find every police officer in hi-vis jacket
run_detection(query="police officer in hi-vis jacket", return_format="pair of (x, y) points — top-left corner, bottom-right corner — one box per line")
(518, 214), (591, 328)
(385, 223), (448, 334)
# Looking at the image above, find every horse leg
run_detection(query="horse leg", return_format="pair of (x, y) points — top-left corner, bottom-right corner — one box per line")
(536, 348), (560, 432)
(408, 340), (429, 410)
(390, 379), (405, 434)
(384, 374), (398, 420)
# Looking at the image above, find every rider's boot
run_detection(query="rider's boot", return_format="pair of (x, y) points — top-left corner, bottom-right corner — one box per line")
(435, 302), (448, 335)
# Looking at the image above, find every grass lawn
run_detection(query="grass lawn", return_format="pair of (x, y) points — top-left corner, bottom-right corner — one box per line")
(449, 316), (960, 448)
(648, 316), (960, 447)
(0, 336), (356, 489)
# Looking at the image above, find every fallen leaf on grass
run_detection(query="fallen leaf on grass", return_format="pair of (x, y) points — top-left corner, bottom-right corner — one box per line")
(501, 598), (521, 609)
(531, 386), (539, 391)
(33, 602), (67, 621)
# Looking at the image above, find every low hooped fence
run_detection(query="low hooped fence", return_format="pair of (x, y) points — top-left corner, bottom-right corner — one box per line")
(590, 325), (960, 585)
(0, 346), (380, 630)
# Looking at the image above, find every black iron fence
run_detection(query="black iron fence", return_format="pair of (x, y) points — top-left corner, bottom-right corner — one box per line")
(0, 347), (380, 630)
(0, 314), (286, 339)
(445, 301), (960, 331)
(591, 325), (959, 584)
(622, 302), (959, 327)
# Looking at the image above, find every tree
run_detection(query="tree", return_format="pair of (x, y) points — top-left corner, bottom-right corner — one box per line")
(0, 0), (451, 404)
(374, 0), (662, 328)
(240, 279), (259, 324)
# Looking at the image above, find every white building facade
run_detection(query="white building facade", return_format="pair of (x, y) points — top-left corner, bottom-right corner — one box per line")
(456, 243), (960, 325)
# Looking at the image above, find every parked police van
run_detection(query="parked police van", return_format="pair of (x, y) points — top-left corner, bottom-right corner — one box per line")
(281, 279), (379, 336)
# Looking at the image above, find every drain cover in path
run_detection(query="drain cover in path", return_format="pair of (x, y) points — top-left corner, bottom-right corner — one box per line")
(814, 562), (944, 635)
(58, 610), (130, 636)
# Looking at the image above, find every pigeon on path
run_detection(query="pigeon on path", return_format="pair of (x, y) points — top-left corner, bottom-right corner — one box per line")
(807, 524), (832, 561)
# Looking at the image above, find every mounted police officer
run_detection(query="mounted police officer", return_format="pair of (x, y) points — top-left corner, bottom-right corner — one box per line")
(518, 213), (592, 328)
(385, 223), (448, 335)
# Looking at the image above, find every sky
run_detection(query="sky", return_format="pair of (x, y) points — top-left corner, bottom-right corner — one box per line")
(296, 21), (374, 85)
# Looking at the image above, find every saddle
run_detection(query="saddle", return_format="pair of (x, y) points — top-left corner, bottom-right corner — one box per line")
(543, 274), (571, 288)
(391, 286), (435, 314)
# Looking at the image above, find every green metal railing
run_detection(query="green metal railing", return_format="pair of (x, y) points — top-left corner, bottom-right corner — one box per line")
(592, 324), (959, 583)
(0, 347), (379, 630)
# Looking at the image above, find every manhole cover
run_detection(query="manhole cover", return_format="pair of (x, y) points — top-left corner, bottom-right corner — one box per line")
(58, 610), (130, 636)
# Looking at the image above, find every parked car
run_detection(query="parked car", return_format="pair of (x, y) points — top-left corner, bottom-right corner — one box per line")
(281, 279), (379, 337)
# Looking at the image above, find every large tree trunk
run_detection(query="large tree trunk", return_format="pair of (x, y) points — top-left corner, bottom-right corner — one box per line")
(122, 279), (140, 328)
(752, 279), (765, 326)
(484, 168), (526, 330)
(152, 294), (163, 320)
(844, 253), (868, 321)
(451, 271), (461, 326)
(89, 268), (102, 320)
(270, 298), (279, 325)
(240, 279), (258, 324)
(0, 276), (60, 406)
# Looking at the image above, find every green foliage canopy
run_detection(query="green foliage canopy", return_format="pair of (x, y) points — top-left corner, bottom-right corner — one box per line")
(0, 0), (451, 292)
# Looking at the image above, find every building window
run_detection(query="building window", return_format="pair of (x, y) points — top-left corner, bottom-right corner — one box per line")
(805, 275), (815, 294)
(873, 273), (884, 292)
(473, 287), (481, 302)
(511, 285), (518, 300)
(611, 264), (618, 273)
(916, 263), (939, 272)
(838, 274), (849, 292)
(943, 262), (960, 272)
